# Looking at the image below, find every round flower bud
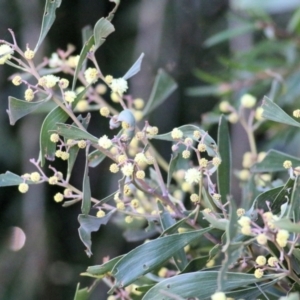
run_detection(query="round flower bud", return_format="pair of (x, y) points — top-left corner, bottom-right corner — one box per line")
(61, 152), (70, 161)
(293, 109), (300, 118)
(12, 75), (22, 86)
(193, 130), (201, 139)
(66, 55), (79, 68)
(77, 140), (86, 149)
(24, 48), (35, 60)
(228, 112), (239, 124)
(104, 75), (113, 84)
(39, 75), (59, 88)
(116, 202), (125, 210)
(147, 126), (159, 136)
(212, 157), (221, 167)
(268, 256), (278, 267)
(54, 193), (64, 203)
(185, 168), (201, 184)
(98, 135), (112, 149)
(64, 188), (72, 197)
(254, 268), (264, 279)
(0, 44), (13, 64)
(200, 158), (208, 168)
(241, 225), (252, 235)
(110, 78), (128, 95)
(100, 106), (110, 117)
(238, 216), (251, 226)
(212, 193), (221, 201)
(131, 199), (139, 209)
(236, 208), (245, 217)
(158, 267), (168, 278)
(133, 98), (144, 109)
(95, 83), (107, 94)
(109, 163), (119, 173)
(255, 107), (264, 121)
(133, 110), (143, 121)
(241, 94), (257, 108)
(239, 169), (250, 181)
(24, 88), (34, 102)
(242, 152), (253, 168)
(211, 291), (226, 300)
(190, 193), (199, 203)
(64, 91), (76, 103)
(136, 170), (145, 179)
(171, 128), (183, 140)
(256, 233), (268, 245)
(256, 255), (267, 266)
(55, 150), (62, 158)
(184, 137), (193, 146)
(125, 215), (133, 223)
(84, 68), (99, 84)
(50, 133), (60, 143)
(30, 172), (41, 182)
(219, 101), (231, 113)
(121, 163), (134, 177)
(182, 150), (191, 159)
(48, 176), (58, 185)
(18, 183), (29, 193)
(276, 229), (289, 247)
(283, 160), (292, 169)
(96, 210), (106, 218)
(198, 143), (206, 152)
(59, 78), (69, 89)
(206, 259), (215, 268)
(110, 92), (120, 103)
(76, 100), (89, 112)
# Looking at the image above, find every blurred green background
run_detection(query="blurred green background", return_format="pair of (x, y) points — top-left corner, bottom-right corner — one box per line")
(0, 0), (300, 299)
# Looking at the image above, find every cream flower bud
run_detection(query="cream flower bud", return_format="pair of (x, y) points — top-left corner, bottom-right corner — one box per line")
(24, 88), (34, 102)
(18, 183), (29, 193)
(24, 48), (35, 60)
(241, 94), (256, 108)
(84, 68), (99, 84)
(185, 168), (201, 184)
(110, 78), (128, 95)
(64, 91), (76, 103)
(98, 135), (112, 149)
(12, 75), (22, 86)
(0, 44), (13, 64)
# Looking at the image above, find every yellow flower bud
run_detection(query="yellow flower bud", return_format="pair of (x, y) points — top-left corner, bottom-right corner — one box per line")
(24, 88), (34, 102)
(283, 160), (292, 169)
(96, 210), (106, 218)
(100, 106), (110, 117)
(18, 183), (29, 193)
(254, 268), (264, 279)
(54, 193), (64, 203)
(255, 255), (266, 266)
(50, 133), (60, 143)
(133, 98), (144, 109)
(136, 170), (145, 179)
(241, 94), (256, 108)
(77, 140), (86, 149)
(190, 193), (199, 203)
(48, 176), (58, 185)
(125, 215), (133, 223)
(12, 75), (22, 86)
(109, 163), (119, 173)
(30, 172), (41, 182)
(24, 48), (35, 60)
(95, 83), (107, 94)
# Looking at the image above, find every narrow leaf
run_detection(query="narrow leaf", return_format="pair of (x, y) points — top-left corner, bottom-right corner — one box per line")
(289, 176), (300, 223)
(123, 53), (145, 80)
(261, 96), (300, 127)
(274, 218), (300, 233)
(73, 283), (89, 300)
(88, 149), (106, 168)
(82, 148), (91, 215)
(8, 96), (50, 125)
(78, 211), (115, 257)
(0, 171), (24, 186)
(202, 211), (228, 230)
(93, 18), (115, 50)
(143, 69), (177, 116)
(35, 0), (62, 52)
(217, 115), (231, 203)
(112, 228), (211, 289)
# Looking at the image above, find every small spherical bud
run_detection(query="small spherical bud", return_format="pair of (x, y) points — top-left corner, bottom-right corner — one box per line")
(238, 216), (251, 226)
(133, 98), (144, 109)
(48, 176), (58, 185)
(199, 158), (208, 168)
(24, 88), (34, 102)
(104, 75), (113, 84)
(54, 193), (64, 203)
(50, 133), (60, 143)
(241, 225), (252, 235)
(219, 100), (231, 112)
(158, 267), (168, 278)
(109, 163), (119, 173)
(64, 188), (72, 197)
(242, 152), (253, 168)
(18, 183), (29, 193)
(256, 255), (267, 266)
(110, 78), (128, 95)
(212, 193), (221, 201)
(55, 150), (62, 158)
(61, 151), (70, 160)
(66, 55), (79, 68)
(212, 157), (221, 167)
(135, 131), (145, 140)
(283, 160), (292, 169)
(254, 268), (264, 279)
(24, 48), (35, 60)
(125, 215), (133, 223)
(133, 110), (143, 121)
(64, 91), (76, 103)
(255, 107), (264, 120)
(77, 140), (86, 149)
(256, 233), (268, 245)
(136, 170), (145, 179)
(110, 92), (120, 102)
(131, 199), (139, 209)
(96, 210), (106, 218)
(236, 208), (245, 217)
(76, 100), (89, 112)
(122, 121), (130, 130)
(268, 256), (278, 267)
(193, 130), (201, 139)
(95, 83), (107, 94)
(211, 291), (226, 300)
(59, 78), (69, 89)
(147, 126), (159, 136)
(116, 202), (125, 210)
(185, 168), (201, 184)
(276, 229), (289, 247)
(30, 172), (41, 182)
(118, 154), (128, 164)
(203, 208), (212, 213)
(239, 169), (250, 181)
(198, 143), (207, 152)
(146, 155), (155, 165)
(121, 163), (134, 177)
(228, 112), (239, 123)
(206, 259), (215, 268)
(100, 106), (110, 117)
(257, 151), (266, 162)
(39, 75), (59, 88)
(0, 44), (13, 64)
(293, 109), (300, 118)
(241, 94), (257, 108)
(190, 193), (199, 203)
(98, 135), (112, 149)
(12, 75), (22, 86)
(171, 144), (178, 152)
(84, 68), (99, 84)
(182, 150), (191, 159)
(171, 128), (183, 140)
(184, 137), (193, 146)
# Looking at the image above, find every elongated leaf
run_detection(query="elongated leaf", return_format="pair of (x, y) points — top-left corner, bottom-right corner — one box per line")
(152, 124), (218, 157)
(186, 85), (222, 97)
(142, 271), (276, 300)
(56, 123), (98, 143)
(111, 228), (211, 289)
(204, 23), (258, 48)
(253, 185), (283, 212)
(271, 179), (294, 214)
(157, 201), (187, 271)
(78, 211), (115, 257)
(181, 255), (209, 273)
(34, 0), (62, 52)
(202, 211), (228, 230)
(8, 96), (50, 125)
(288, 7), (300, 33)
(93, 18), (115, 50)
(0, 171), (24, 186)
(251, 150), (300, 173)
(88, 149), (106, 168)
(82, 149), (91, 215)
(217, 115), (231, 203)
(84, 255), (123, 278)
(73, 283), (89, 300)
(123, 53), (145, 80)
(143, 69), (177, 116)
(262, 96), (300, 127)
(289, 176), (300, 223)
(274, 218), (300, 233)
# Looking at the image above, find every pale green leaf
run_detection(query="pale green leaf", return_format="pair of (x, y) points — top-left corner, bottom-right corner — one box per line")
(88, 149), (106, 168)
(123, 53), (144, 80)
(0, 171), (24, 186)
(143, 69), (177, 116)
(35, 0), (62, 52)
(202, 211), (228, 230)
(274, 218), (300, 234)
(73, 283), (89, 300)
(111, 228), (211, 289)
(81, 149), (91, 215)
(93, 18), (115, 50)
